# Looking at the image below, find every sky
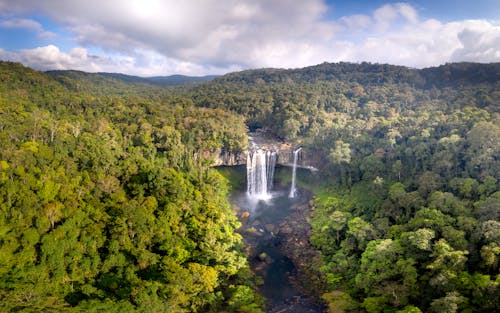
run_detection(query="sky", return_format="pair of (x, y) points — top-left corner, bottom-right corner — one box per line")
(0, 0), (499, 76)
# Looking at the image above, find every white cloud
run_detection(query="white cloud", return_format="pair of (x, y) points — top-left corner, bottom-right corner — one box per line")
(0, 1), (499, 75)
(340, 14), (372, 32)
(0, 45), (100, 71)
(0, 44), (240, 76)
(348, 18), (500, 68)
(451, 20), (500, 62)
(374, 4), (400, 32)
(0, 17), (56, 39)
(397, 3), (418, 24)
(0, 0), (336, 72)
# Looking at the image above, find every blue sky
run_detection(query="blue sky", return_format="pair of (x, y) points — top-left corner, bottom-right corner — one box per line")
(326, 0), (500, 21)
(0, 0), (499, 76)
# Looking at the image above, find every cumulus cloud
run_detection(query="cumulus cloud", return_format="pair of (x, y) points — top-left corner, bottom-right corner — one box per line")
(332, 4), (500, 68)
(0, 44), (241, 76)
(0, 1), (499, 75)
(0, 0), (337, 73)
(451, 20), (500, 62)
(0, 45), (101, 71)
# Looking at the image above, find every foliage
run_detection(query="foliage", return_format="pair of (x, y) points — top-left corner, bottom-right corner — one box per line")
(0, 61), (258, 312)
(186, 61), (499, 312)
(1, 60), (499, 312)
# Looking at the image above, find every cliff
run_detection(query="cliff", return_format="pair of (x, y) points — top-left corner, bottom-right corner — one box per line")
(211, 130), (317, 170)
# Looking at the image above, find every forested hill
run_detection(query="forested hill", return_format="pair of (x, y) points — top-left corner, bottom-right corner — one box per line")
(190, 61), (499, 311)
(213, 62), (500, 86)
(45, 69), (217, 92)
(192, 62), (499, 139)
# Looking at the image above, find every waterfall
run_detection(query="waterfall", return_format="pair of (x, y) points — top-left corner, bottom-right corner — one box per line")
(266, 151), (277, 191)
(289, 147), (302, 198)
(247, 149), (276, 200)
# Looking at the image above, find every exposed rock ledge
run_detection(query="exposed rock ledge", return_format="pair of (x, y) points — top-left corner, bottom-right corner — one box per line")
(211, 130), (316, 169)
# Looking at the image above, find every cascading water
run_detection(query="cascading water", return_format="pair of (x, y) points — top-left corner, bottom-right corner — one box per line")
(247, 149), (277, 200)
(266, 151), (277, 191)
(289, 147), (302, 198)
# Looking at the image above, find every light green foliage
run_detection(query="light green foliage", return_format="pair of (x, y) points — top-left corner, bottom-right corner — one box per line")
(310, 197), (352, 253)
(0, 62), (254, 312)
(346, 217), (376, 250)
(428, 191), (467, 216)
(396, 305), (423, 313)
(466, 122), (500, 179)
(402, 228), (435, 251)
(362, 296), (389, 313)
(227, 285), (265, 313)
(356, 239), (417, 291)
(427, 239), (469, 290)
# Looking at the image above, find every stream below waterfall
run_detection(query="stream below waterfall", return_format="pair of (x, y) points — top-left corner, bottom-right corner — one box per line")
(226, 165), (325, 313)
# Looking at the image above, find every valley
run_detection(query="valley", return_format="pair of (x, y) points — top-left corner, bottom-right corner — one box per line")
(0, 61), (498, 312)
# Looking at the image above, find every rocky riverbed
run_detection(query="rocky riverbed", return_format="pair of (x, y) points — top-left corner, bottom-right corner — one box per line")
(234, 189), (327, 313)
(275, 200), (328, 302)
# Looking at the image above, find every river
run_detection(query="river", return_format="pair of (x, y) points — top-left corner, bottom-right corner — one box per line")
(227, 165), (325, 313)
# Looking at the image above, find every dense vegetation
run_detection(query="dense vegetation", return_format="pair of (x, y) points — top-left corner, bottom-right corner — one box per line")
(0, 61), (263, 312)
(189, 62), (499, 312)
(1, 60), (498, 312)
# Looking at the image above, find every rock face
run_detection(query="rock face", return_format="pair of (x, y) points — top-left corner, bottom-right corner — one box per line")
(211, 148), (246, 166)
(211, 130), (317, 169)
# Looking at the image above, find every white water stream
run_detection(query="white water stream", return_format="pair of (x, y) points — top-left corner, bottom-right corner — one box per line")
(288, 147), (302, 198)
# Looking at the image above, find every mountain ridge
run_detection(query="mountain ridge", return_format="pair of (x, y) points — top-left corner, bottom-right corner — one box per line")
(2, 60), (498, 89)
(45, 69), (218, 87)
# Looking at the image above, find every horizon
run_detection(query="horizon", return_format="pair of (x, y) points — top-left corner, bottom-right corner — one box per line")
(1, 0), (499, 76)
(4, 59), (499, 78)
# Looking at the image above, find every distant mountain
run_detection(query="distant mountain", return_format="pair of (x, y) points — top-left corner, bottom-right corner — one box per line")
(46, 70), (218, 88)
(147, 74), (218, 86)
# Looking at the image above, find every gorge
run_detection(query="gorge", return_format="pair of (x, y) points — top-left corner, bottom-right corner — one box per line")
(231, 135), (324, 312)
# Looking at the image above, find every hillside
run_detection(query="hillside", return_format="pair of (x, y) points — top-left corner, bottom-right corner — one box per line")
(0, 61), (256, 313)
(190, 61), (500, 312)
(0, 60), (499, 312)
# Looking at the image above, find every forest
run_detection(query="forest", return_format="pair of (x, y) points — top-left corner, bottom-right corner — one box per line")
(0, 61), (259, 312)
(0, 60), (499, 312)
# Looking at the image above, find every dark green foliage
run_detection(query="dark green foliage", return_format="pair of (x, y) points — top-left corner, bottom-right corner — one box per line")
(189, 61), (499, 312)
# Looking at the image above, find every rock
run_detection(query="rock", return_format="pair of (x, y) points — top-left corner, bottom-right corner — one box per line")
(211, 148), (246, 166)
(244, 227), (262, 237)
(264, 223), (276, 233)
(279, 225), (293, 234)
(250, 220), (261, 228)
